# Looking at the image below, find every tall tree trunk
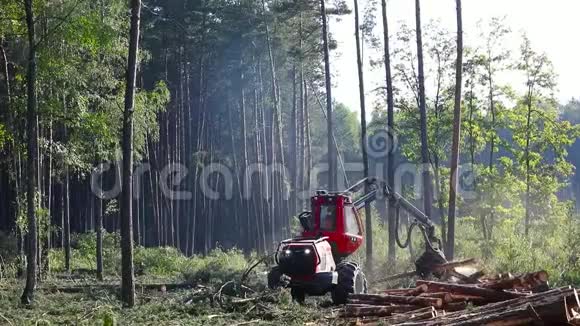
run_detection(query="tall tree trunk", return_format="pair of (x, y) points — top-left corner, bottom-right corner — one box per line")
(414, 0), (432, 217)
(96, 172), (104, 281)
(304, 80), (312, 195)
(524, 84), (533, 237)
(487, 67), (496, 173)
(320, 0), (336, 190)
(446, 0), (463, 260)
(484, 50), (496, 241)
(381, 0), (396, 264)
(258, 59), (270, 250)
(63, 95), (71, 273)
(120, 0), (141, 308)
(227, 93), (241, 246)
(297, 14), (306, 208)
(353, 0), (372, 270)
(44, 117), (53, 274)
(239, 66), (250, 250)
(290, 65), (298, 217)
(262, 0), (287, 241)
(21, 0), (38, 305)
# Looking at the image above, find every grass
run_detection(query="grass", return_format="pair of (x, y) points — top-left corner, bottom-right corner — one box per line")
(0, 277), (327, 325)
(0, 233), (329, 325)
(0, 265), (331, 325)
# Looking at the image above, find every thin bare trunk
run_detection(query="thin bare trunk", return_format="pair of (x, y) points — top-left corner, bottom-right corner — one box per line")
(446, 0), (463, 260)
(304, 81), (311, 194)
(290, 65), (298, 217)
(64, 102), (71, 273)
(320, 0), (336, 190)
(353, 0), (372, 269)
(381, 0), (397, 265)
(21, 0), (38, 304)
(96, 174), (103, 281)
(414, 0), (432, 217)
(524, 84), (533, 237)
(120, 0), (141, 307)
(240, 66), (250, 250)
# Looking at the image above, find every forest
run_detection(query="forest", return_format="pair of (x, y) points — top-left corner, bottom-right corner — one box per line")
(1, 0), (580, 324)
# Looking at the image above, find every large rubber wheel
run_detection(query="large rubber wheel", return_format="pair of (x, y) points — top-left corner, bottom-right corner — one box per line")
(267, 266), (282, 289)
(291, 287), (306, 304)
(331, 262), (368, 305)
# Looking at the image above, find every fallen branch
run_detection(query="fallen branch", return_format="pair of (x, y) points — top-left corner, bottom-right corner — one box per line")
(416, 280), (524, 302)
(0, 313), (13, 326)
(349, 293), (443, 308)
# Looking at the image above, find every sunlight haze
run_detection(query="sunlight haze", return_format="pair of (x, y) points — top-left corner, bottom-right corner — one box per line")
(332, 0), (580, 112)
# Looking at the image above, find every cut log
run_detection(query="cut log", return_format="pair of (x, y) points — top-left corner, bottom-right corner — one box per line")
(339, 304), (418, 318)
(349, 293), (443, 308)
(381, 306), (437, 324)
(348, 299), (396, 307)
(416, 280), (524, 301)
(381, 285), (428, 296)
(480, 271), (549, 291)
(448, 303), (541, 326)
(409, 286), (576, 325)
(344, 303), (384, 308)
(417, 292), (453, 303)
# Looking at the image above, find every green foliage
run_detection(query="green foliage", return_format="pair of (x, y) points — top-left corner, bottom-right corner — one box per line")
(50, 232), (120, 274)
(0, 278), (325, 325)
(134, 246), (188, 278)
(181, 248), (248, 284)
(0, 123), (9, 148)
(309, 102), (361, 163)
(454, 211), (580, 286)
(48, 232), (248, 284)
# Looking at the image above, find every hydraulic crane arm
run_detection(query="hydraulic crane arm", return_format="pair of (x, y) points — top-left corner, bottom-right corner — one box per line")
(347, 177), (446, 276)
(351, 180), (434, 230)
(348, 177), (434, 230)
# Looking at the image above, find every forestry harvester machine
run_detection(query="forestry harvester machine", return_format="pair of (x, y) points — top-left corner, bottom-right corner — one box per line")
(267, 177), (446, 304)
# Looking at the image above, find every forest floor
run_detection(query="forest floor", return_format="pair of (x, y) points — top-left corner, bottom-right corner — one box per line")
(0, 275), (330, 326)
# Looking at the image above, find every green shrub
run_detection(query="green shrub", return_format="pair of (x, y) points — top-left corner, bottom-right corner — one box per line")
(455, 212), (580, 286)
(181, 248), (247, 284)
(47, 232), (250, 283)
(49, 231), (121, 274)
(134, 246), (188, 277)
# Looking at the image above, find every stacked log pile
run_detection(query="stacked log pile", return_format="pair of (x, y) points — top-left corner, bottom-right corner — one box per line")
(336, 270), (580, 325)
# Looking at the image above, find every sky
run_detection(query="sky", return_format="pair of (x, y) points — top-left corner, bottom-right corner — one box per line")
(331, 0), (580, 113)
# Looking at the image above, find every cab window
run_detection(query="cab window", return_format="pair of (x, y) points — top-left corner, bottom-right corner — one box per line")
(344, 205), (360, 235)
(320, 204), (336, 231)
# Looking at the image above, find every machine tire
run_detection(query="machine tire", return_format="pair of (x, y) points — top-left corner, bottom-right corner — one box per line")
(267, 266), (282, 289)
(331, 262), (368, 305)
(291, 287), (306, 304)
